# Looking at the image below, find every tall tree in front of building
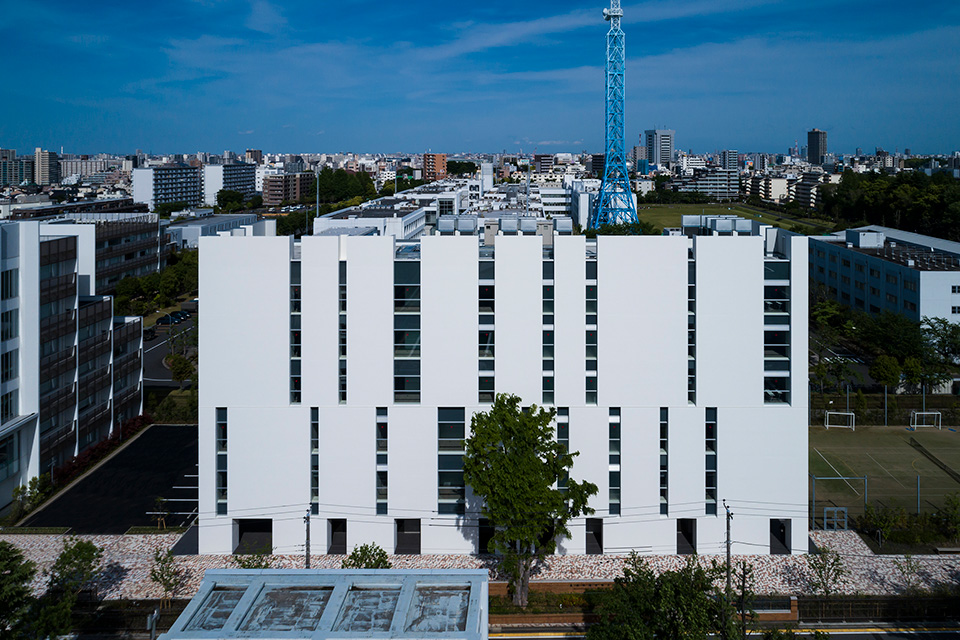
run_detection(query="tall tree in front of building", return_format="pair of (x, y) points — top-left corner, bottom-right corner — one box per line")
(464, 393), (597, 607)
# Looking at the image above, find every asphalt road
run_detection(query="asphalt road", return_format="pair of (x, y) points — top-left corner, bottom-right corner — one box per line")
(22, 423), (198, 533)
(144, 318), (195, 387)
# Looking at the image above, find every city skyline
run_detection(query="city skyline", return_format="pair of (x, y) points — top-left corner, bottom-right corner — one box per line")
(1, 0), (958, 155)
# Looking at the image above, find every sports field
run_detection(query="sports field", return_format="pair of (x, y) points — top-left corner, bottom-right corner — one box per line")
(809, 425), (960, 524)
(636, 204), (825, 235)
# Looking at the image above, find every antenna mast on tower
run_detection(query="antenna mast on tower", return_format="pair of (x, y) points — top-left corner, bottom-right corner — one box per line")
(589, 0), (639, 229)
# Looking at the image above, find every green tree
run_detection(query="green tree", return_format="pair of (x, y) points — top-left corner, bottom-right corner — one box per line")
(463, 393), (598, 607)
(341, 543), (392, 569)
(0, 541), (36, 637)
(47, 537), (104, 596)
(807, 546), (847, 596)
(168, 354), (195, 390)
(584, 221), (660, 237)
(247, 194), (263, 210)
(869, 354), (901, 425)
(154, 201), (189, 217)
(216, 189), (244, 211)
(150, 549), (186, 609)
(588, 553), (733, 640)
(232, 544), (274, 569)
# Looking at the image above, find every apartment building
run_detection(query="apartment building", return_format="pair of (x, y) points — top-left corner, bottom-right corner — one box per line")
(534, 154), (555, 174)
(41, 213), (169, 294)
(262, 173), (314, 207)
(133, 165), (203, 212)
(198, 227), (807, 557)
(423, 154), (447, 183)
(810, 226), (960, 321)
(33, 148), (60, 186)
(0, 156), (34, 188)
(0, 221), (143, 509)
(671, 168), (739, 201)
(747, 176), (789, 204)
(202, 164), (257, 206)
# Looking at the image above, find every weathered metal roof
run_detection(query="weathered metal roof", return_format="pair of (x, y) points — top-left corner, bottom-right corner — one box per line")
(161, 569), (488, 640)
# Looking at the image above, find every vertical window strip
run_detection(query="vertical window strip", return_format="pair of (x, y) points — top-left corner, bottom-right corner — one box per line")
(705, 407), (717, 515)
(376, 407), (388, 515)
(542, 262), (554, 405)
(609, 407), (620, 515)
(688, 251), (696, 404)
(659, 407), (668, 515)
(290, 261), (302, 404)
(394, 261), (421, 403)
(763, 266), (791, 404)
(438, 407), (465, 515)
(310, 407), (319, 515)
(479, 276), (495, 403)
(557, 408), (569, 494)
(339, 261), (347, 403)
(215, 407), (228, 515)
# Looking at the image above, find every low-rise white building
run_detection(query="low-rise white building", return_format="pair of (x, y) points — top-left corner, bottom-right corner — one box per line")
(198, 226), (808, 558)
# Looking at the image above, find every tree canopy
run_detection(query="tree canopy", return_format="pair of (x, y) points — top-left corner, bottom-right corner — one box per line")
(447, 161), (478, 176)
(588, 553), (734, 640)
(819, 169), (960, 240)
(463, 393), (597, 607)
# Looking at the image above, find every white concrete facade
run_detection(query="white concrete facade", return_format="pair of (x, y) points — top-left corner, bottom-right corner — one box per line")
(0, 221), (143, 510)
(199, 232), (808, 558)
(202, 164), (257, 206)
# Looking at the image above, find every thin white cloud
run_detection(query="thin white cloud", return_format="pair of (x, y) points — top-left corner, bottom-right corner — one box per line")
(246, 0), (286, 35)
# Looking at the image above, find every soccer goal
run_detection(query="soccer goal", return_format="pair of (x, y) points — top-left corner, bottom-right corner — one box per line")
(910, 411), (942, 430)
(824, 411), (856, 430)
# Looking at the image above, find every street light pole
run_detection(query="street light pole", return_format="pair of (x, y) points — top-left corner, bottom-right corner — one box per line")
(304, 508), (311, 569)
(723, 499), (733, 640)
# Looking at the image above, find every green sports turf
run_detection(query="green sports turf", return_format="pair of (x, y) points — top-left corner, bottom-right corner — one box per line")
(809, 425), (960, 517)
(636, 204), (822, 235)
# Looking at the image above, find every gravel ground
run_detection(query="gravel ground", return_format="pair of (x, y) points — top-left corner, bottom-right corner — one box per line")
(2, 530), (957, 600)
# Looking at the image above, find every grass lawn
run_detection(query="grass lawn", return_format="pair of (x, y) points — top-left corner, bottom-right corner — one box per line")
(809, 425), (960, 521)
(636, 204), (823, 235)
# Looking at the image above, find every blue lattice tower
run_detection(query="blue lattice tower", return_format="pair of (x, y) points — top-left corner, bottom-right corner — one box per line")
(589, 0), (639, 229)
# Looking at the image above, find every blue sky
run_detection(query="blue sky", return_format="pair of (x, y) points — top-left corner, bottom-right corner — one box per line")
(1, 0), (958, 156)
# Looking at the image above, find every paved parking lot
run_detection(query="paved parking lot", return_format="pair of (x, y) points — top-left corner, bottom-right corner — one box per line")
(22, 424), (198, 534)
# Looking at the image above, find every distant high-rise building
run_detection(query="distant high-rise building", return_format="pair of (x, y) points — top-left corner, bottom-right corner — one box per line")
(423, 153), (447, 182)
(534, 154), (554, 173)
(588, 154), (606, 177)
(644, 129), (675, 167)
(807, 129), (827, 165)
(720, 150), (739, 171)
(245, 149), (263, 164)
(33, 148), (60, 185)
(480, 163), (494, 193)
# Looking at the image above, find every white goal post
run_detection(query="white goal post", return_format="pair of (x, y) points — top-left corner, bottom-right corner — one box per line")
(910, 411), (942, 429)
(824, 411), (856, 430)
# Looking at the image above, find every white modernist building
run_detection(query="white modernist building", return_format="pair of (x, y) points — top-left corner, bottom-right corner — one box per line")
(0, 221), (143, 509)
(199, 225), (808, 558)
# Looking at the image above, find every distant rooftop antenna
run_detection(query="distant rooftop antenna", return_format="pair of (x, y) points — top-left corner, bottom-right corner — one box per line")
(589, 0), (638, 228)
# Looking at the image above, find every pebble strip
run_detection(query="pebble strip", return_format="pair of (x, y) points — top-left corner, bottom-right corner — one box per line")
(1, 530), (957, 601)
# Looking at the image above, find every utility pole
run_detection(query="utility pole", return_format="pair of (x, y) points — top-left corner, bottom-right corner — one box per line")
(723, 499), (733, 640)
(315, 168), (320, 235)
(304, 508), (311, 569)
